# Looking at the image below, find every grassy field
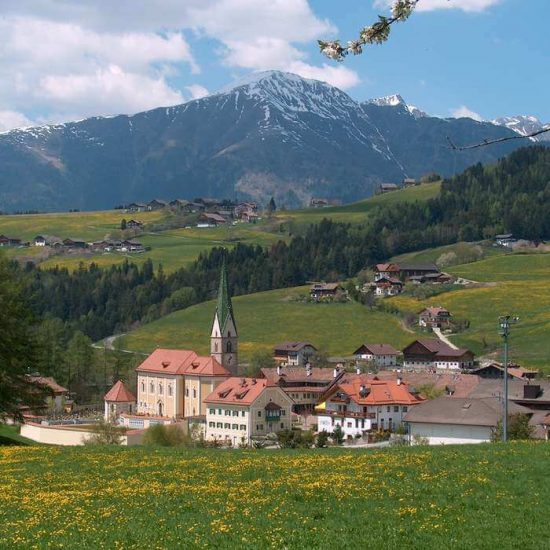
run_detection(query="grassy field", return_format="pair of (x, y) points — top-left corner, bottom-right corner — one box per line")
(277, 181), (441, 228)
(119, 286), (413, 360)
(0, 425), (35, 446)
(390, 253), (550, 370)
(1, 442), (549, 548)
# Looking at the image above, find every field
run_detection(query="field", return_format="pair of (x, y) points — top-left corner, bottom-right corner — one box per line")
(389, 253), (550, 370)
(0, 425), (35, 446)
(119, 286), (414, 360)
(1, 442), (549, 548)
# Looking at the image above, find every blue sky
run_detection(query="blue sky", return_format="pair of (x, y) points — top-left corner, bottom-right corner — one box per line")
(0, 0), (548, 131)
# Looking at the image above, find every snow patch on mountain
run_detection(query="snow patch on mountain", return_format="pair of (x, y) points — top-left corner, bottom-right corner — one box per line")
(492, 115), (550, 141)
(367, 94), (427, 118)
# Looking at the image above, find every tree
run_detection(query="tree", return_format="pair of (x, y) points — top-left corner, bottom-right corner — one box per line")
(0, 255), (46, 419)
(85, 418), (124, 445)
(120, 218), (127, 230)
(64, 331), (95, 397)
(331, 424), (344, 445)
(492, 414), (534, 442)
(316, 430), (329, 448)
(246, 350), (277, 377)
(267, 197), (277, 215)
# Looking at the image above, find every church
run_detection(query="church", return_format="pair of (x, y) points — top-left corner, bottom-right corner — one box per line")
(107, 261), (238, 428)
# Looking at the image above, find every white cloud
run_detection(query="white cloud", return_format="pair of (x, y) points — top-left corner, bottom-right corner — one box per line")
(287, 62), (360, 90)
(374, 0), (502, 12)
(186, 84), (210, 100)
(450, 105), (483, 121)
(0, 110), (34, 132)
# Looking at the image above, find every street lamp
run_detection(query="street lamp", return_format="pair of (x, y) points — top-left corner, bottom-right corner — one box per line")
(498, 315), (519, 442)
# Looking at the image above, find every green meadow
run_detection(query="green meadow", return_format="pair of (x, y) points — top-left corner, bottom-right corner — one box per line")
(1, 442), (549, 548)
(390, 253), (550, 370)
(119, 286), (413, 360)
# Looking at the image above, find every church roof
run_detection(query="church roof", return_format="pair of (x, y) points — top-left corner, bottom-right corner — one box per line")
(104, 380), (136, 402)
(215, 258), (236, 333)
(136, 349), (230, 377)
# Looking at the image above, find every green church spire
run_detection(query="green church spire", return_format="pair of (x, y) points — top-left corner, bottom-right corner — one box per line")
(216, 257), (235, 332)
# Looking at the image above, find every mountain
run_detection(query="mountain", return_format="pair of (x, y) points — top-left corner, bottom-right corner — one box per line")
(492, 115), (550, 142)
(0, 71), (528, 212)
(366, 94), (427, 119)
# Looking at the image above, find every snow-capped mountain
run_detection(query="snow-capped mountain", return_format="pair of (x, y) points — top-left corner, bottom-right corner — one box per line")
(492, 115), (550, 142)
(367, 94), (427, 119)
(0, 71), (524, 212)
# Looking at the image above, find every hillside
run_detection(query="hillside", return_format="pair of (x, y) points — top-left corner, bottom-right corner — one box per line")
(1, 443), (549, 548)
(389, 253), (550, 370)
(118, 286), (413, 360)
(0, 71), (521, 212)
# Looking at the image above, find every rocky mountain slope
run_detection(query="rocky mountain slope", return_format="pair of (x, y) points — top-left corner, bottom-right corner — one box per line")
(0, 71), (528, 212)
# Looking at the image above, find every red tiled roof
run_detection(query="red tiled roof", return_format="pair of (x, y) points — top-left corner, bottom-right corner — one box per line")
(375, 263), (400, 272)
(104, 380), (136, 402)
(204, 377), (269, 405)
(136, 349), (230, 377)
(420, 306), (450, 317)
(326, 374), (425, 406)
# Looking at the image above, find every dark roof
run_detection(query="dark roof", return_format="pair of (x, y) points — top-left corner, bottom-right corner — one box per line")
(404, 396), (531, 427)
(404, 339), (473, 358)
(495, 234), (514, 239)
(353, 343), (400, 356)
(261, 366), (333, 384)
(399, 262), (439, 272)
(274, 342), (317, 353)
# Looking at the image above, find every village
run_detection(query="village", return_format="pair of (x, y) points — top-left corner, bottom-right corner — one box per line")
(17, 261), (550, 448)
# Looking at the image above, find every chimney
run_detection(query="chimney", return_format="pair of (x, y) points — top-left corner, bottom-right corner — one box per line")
(523, 384), (541, 399)
(356, 364), (361, 375)
(333, 368), (338, 378)
(306, 362), (312, 376)
(397, 376), (402, 386)
(277, 365), (281, 376)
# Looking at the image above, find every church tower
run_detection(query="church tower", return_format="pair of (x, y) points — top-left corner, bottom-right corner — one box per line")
(211, 259), (238, 375)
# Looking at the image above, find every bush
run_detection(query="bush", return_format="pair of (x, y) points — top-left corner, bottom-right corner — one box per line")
(331, 424), (344, 445)
(85, 419), (125, 445)
(277, 429), (314, 449)
(143, 424), (189, 447)
(316, 430), (329, 448)
(492, 414), (534, 442)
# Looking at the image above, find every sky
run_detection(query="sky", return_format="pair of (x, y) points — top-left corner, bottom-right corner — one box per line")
(0, 0), (548, 132)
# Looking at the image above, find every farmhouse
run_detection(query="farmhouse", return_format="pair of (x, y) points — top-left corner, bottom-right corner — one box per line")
(126, 202), (147, 212)
(204, 377), (293, 445)
(316, 375), (424, 437)
(197, 212), (228, 227)
(405, 396), (531, 445)
(469, 363), (538, 380)
(273, 342), (317, 366)
(309, 282), (346, 300)
(126, 219), (143, 229)
(33, 235), (62, 247)
(419, 307), (453, 329)
(169, 199), (191, 210)
(402, 339), (475, 370)
(374, 263), (401, 280)
(399, 262), (440, 279)
(353, 343), (399, 367)
(260, 364), (338, 415)
(495, 233), (517, 247)
(63, 238), (87, 249)
(147, 199), (168, 211)
(0, 234), (22, 247)
(26, 375), (70, 414)
(309, 198), (330, 208)
(376, 183), (400, 194)
(403, 178), (417, 187)
(373, 276), (403, 296)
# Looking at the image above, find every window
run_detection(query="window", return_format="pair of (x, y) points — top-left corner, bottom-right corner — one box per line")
(386, 406), (391, 413)
(214, 342), (218, 352)
(281, 410), (285, 416)
(141, 382), (145, 392)
(209, 422), (215, 428)
(225, 410), (231, 416)
(347, 422), (352, 428)
(226, 341), (232, 353)
(168, 385), (173, 397)
(209, 409), (215, 415)
(402, 406), (408, 412)
(232, 424), (238, 430)
(158, 384), (163, 394)
(217, 422), (223, 428)
(233, 410), (239, 416)
(193, 389), (197, 398)
(257, 411), (262, 417)
(394, 406), (399, 413)
(280, 423), (284, 429)
(241, 411), (245, 417)
(218, 409), (222, 415)
(256, 424), (264, 431)
(224, 423), (230, 429)
(240, 424), (246, 431)
(150, 382), (154, 393)
(185, 388), (189, 397)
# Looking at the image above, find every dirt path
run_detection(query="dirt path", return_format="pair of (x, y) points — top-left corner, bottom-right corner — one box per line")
(432, 327), (459, 350)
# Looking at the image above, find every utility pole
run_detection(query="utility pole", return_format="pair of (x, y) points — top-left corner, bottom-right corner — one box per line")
(498, 315), (519, 442)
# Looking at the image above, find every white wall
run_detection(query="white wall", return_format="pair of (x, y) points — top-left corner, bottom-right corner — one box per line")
(408, 422), (492, 445)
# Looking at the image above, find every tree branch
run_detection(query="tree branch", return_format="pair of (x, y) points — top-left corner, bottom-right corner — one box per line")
(446, 127), (550, 151)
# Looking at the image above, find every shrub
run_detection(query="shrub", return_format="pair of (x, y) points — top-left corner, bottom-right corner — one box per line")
(316, 430), (329, 448)
(331, 425), (344, 446)
(85, 419), (125, 445)
(143, 424), (189, 447)
(277, 429), (314, 449)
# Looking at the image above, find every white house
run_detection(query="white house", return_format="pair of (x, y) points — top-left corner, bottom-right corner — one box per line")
(404, 396), (531, 445)
(104, 380), (136, 421)
(204, 377), (294, 446)
(316, 374), (424, 438)
(352, 343), (399, 367)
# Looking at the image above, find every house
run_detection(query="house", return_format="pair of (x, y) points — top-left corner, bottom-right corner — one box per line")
(241, 211), (259, 223)
(495, 233), (517, 247)
(309, 198), (330, 208)
(374, 277), (403, 297)
(352, 344), (399, 368)
(104, 380), (136, 420)
(376, 183), (400, 194)
(373, 263), (401, 281)
(260, 364), (339, 415)
(119, 240), (144, 252)
(27, 375), (70, 413)
(419, 272), (453, 284)
(309, 282), (346, 300)
(90, 240), (114, 252)
(316, 374), (425, 437)
(405, 396), (531, 445)
(126, 219), (143, 229)
(33, 235), (63, 247)
(419, 307), (453, 329)
(197, 212), (228, 227)
(204, 377), (294, 446)
(147, 199), (168, 211)
(169, 199), (191, 210)
(126, 202), (147, 213)
(402, 339), (475, 370)
(403, 178), (417, 187)
(399, 263), (440, 279)
(273, 342), (317, 366)
(63, 238), (87, 249)
(469, 363), (538, 380)
(0, 235), (22, 247)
